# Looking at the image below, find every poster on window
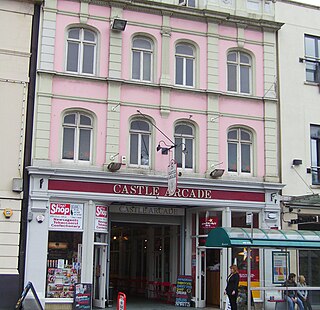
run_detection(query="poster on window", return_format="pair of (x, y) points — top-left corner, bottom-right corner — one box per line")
(94, 205), (108, 232)
(49, 203), (83, 231)
(272, 252), (289, 284)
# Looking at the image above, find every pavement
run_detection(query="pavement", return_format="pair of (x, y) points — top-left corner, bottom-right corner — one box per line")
(93, 297), (218, 310)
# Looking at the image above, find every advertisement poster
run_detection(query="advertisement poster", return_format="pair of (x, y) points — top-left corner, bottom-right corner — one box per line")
(49, 203), (83, 231)
(175, 275), (193, 307)
(95, 205), (108, 232)
(73, 283), (92, 310)
(272, 252), (289, 284)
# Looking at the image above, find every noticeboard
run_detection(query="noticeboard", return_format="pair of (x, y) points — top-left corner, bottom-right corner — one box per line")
(175, 275), (193, 307)
(73, 283), (92, 310)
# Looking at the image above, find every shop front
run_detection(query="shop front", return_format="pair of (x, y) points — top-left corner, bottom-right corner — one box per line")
(24, 170), (282, 309)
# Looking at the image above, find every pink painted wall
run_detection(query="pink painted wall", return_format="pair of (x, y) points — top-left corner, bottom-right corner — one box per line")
(121, 84), (161, 106)
(52, 77), (108, 100)
(48, 2), (269, 176)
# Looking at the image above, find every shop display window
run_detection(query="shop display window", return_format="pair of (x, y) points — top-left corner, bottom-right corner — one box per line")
(46, 231), (82, 298)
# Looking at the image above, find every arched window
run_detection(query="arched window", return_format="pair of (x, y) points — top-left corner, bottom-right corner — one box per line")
(132, 36), (153, 82)
(129, 119), (151, 167)
(174, 123), (194, 169)
(227, 128), (252, 174)
(62, 112), (93, 162)
(227, 51), (252, 94)
(175, 43), (195, 87)
(66, 27), (97, 74)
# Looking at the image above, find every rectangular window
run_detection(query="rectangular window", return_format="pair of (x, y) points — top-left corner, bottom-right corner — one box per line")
(311, 125), (320, 185)
(143, 53), (151, 81)
(67, 43), (79, 72)
(62, 128), (75, 160)
(305, 35), (320, 83)
(130, 134), (139, 165)
(132, 51), (140, 80)
(227, 64), (237, 92)
(82, 44), (94, 74)
(228, 143), (237, 172)
(176, 57), (183, 85)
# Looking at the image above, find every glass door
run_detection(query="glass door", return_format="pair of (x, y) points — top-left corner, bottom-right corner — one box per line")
(196, 248), (206, 308)
(93, 239), (107, 308)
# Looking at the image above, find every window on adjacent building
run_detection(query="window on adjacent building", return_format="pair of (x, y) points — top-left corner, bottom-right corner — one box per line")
(304, 35), (320, 83)
(227, 51), (252, 94)
(311, 125), (320, 185)
(132, 36), (153, 82)
(178, 0), (196, 7)
(175, 43), (195, 87)
(228, 128), (252, 174)
(174, 123), (194, 170)
(129, 119), (151, 167)
(66, 27), (96, 75)
(62, 112), (93, 162)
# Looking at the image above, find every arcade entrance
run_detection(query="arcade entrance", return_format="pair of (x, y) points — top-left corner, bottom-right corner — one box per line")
(109, 222), (180, 301)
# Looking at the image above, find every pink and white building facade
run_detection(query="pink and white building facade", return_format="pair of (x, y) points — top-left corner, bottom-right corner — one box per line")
(25, 0), (283, 309)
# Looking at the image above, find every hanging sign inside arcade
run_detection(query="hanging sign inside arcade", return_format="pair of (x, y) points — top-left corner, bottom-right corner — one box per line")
(94, 205), (108, 232)
(49, 203), (83, 231)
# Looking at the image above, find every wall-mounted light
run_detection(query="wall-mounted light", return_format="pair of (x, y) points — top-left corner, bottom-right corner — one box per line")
(107, 162), (122, 172)
(156, 140), (187, 155)
(111, 19), (127, 31)
(210, 169), (225, 178)
(292, 159), (302, 166)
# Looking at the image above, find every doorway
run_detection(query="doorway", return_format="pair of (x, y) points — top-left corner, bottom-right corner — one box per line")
(93, 233), (108, 308)
(109, 222), (180, 299)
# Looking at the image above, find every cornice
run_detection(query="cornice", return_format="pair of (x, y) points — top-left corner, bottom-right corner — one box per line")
(28, 165), (284, 192)
(57, 0), (283, 30)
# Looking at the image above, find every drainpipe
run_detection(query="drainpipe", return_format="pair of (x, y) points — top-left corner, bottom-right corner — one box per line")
(18, 0), (41, 293)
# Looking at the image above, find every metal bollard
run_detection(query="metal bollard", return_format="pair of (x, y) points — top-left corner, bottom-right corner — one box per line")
(117, 292), (126, 310)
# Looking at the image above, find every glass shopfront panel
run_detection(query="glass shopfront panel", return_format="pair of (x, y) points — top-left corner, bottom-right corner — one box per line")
(46, 231), (82, 298)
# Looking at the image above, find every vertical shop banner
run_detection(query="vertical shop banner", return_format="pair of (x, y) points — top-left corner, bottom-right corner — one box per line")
(95, 205), (108, 232)
(73, 283), (92, 310)
(175, 275), (193, 307)
(49, 203), (83, 231)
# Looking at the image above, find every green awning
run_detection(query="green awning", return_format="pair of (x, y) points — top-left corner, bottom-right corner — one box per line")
(205, 227), (320, 248)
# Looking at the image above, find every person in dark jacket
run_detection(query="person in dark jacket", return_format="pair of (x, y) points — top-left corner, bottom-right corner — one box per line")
(225, 264), (240, 310)
(283, 273), (304, 310)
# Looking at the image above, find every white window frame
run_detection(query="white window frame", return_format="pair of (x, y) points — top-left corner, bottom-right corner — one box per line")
(129, 119), (151, 168)
(131, 36), (153, 82)
(227, 51), (252, 94)
(175, 43), (195, 88)
(304, 35), (320, 83)
(311, 125), (320, 185)
(61, 112), (93, 163)
(66, 27), (97, 75)
(174, 123), (195, 171)
(227, 128), (253, 175)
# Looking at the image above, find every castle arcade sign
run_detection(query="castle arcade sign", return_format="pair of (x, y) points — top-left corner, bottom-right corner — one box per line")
(48, 180), (265, 202)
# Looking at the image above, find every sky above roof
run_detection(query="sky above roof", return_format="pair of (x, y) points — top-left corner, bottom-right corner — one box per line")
(293, 0), (320, 5)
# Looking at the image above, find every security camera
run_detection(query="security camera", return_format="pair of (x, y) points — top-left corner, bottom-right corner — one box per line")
(36, 214), (45, 223)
